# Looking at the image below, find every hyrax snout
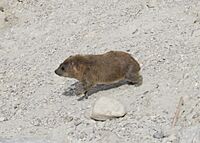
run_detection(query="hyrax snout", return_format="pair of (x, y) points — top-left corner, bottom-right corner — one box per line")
(55, 51), (142, 99)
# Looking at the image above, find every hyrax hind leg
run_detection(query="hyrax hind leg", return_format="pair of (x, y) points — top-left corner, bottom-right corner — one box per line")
(125, 67), (143, 87)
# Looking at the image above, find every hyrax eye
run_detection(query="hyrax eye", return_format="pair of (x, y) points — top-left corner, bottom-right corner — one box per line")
(61, 66), (65, 71)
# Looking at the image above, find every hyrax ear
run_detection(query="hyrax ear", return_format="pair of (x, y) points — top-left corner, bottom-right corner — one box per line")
(71, 61), (75, 66)
(72, 62), (79, 73)
(72, 62), (82, 71)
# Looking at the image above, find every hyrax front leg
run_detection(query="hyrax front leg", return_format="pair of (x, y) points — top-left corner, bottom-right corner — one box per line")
(125, 67), (143, 86)
(77, 80), (94, 100)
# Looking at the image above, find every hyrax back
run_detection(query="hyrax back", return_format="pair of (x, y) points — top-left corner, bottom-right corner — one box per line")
(55, 51), (142, 97)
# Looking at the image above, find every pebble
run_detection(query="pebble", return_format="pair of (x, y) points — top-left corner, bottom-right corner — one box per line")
(0, 117), (7, 122)
(153, 130), (165, 139)
(64, 116), (73, 123)
(31, 118), (42, 126)
(73, 118), (82, 126)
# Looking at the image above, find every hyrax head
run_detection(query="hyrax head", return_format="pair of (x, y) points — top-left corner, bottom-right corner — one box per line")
(55, 56), (78, 78)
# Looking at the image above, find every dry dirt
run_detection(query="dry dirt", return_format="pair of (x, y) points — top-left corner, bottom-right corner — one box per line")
(0, 0), (200, 142)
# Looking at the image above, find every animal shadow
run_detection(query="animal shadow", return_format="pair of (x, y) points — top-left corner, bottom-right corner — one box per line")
(62, 80), (132, 97)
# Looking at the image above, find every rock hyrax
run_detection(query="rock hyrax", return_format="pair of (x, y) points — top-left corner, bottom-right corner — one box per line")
(55, 51), (142, 99)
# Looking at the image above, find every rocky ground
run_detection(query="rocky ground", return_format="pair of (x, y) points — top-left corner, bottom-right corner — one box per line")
(0, 0), (200, 142)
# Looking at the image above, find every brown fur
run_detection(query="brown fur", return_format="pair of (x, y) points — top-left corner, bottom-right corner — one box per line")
(55, 51), (142, 98)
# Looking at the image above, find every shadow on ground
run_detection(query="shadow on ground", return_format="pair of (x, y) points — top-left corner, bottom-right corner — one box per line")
(62, 80), (132, 98)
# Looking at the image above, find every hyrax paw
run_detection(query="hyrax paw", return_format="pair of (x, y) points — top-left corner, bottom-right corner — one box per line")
(77, 94), (88, 101)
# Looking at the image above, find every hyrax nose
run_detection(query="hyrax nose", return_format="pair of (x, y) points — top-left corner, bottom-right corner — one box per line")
(55, 69), (58, 75)
(55, 69), (62, 76)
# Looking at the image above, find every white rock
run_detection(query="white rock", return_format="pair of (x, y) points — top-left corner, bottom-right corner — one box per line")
(90, 96), (126, 121)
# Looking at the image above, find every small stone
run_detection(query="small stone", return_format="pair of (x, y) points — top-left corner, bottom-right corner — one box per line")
(96, 121), (105, 128)
(192, 28), (200, 37)
(73, 118), (82, 126)
(146, 0), (157, 8)
(4, 17), (8, 22)
(17, 0), (23, 2)
(79, 131), (87, 140)
(0, 117), (7, 122)
(153, 130), (165, 139)
(64, 116), (73, 123)
(162, 134), (178, 143)
(17, 127), (22, 131)
(90, 96), (126, 121)
(31, 118), (42, 126)
(194, 18), (200, 23)
(0, 7), (4, 12)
